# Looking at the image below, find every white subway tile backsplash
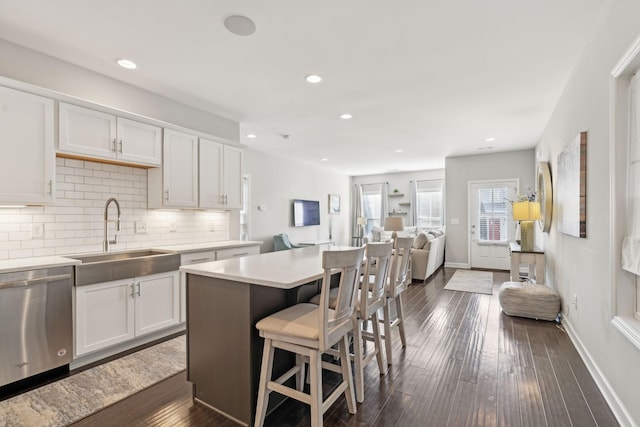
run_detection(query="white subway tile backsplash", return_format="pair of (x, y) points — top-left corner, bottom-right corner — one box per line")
(1, 158), (232, 259)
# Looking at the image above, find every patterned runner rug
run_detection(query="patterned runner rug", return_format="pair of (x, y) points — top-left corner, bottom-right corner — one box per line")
(0, 335), (185, 427)
(444, 269), (493, 295)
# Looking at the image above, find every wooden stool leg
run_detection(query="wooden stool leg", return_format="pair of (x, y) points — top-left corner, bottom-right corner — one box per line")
(340, 334), (357, 414)
(396, 294), (407, 348)
(295, 354), (306, 391)
(383, 302), (393, 365)
(371, 311), (386, 373)
(309, 350), (323, 427)
(352, 317), (365, 403)
(254, 338), (274, 427)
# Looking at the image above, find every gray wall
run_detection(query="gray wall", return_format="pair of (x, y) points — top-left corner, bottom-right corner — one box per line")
(0, 39), (238, 142)
(445, 149), (536, 267)
(535, 1), (640, 424)
(245, 150), (351, 253)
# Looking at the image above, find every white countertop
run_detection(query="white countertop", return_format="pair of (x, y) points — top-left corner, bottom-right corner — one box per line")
(0, 240), (262, 274)
(0, 256), (80, 274)
(152, 240), (262, 254)
(180, 245), (356, 289)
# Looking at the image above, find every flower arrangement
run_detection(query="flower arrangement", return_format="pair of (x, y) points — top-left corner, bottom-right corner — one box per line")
(509, 187), (537, 203)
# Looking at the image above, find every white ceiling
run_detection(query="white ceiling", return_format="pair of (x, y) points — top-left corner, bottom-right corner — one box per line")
(0, 0), (606, 176)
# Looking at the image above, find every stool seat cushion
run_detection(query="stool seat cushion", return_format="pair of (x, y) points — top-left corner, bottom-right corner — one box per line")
(256, 303), (336, 346)
(498, 281), (561, 321)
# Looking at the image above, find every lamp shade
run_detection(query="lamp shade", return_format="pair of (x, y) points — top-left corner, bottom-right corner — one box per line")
(384, 216), (404, 232)
(512, 201), (541, 221)
(356, 216), (367, 226)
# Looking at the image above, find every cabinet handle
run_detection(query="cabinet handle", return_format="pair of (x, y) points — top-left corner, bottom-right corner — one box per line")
(130, 283), (136, 298)
(224, 194), (228, 204)
(118, 139), (123, 154)
(165, 190), (170, 201)
(232, 252), (249, 257)
(190, 257), (212, 263)
(112, 138), (117, 152)
(48, 180), (53, 196)
(136, 282), (141, 297)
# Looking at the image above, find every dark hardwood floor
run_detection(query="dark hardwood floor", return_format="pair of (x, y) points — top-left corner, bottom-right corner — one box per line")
(72, 268), (618, 426)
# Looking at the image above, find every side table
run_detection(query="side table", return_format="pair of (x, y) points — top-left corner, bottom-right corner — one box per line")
(509, 242), (545, 283)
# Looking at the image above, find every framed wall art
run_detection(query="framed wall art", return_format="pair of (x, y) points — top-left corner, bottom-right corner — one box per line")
(329, 194), (340, 215)
(556, 131), (587, 238)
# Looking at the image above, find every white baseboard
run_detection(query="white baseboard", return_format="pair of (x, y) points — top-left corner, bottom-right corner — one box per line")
(562, 318), (637, 427)
(444, 262), (469, 269)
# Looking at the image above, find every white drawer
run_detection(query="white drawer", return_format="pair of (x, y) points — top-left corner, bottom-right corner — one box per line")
(216, 246), (260, 260)
(181, 251), (216, 265)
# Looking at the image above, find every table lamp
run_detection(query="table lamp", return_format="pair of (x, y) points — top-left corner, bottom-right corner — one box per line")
(384, 216), (404, 245)
(356, 216), (367, 237)
(512, 201), (541, 252)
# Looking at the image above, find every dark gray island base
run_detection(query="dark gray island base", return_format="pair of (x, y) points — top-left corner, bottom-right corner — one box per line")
(183, 245), (346, 425)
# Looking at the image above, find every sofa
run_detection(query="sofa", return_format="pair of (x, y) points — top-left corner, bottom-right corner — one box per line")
(368, 225), (446, 282)
(410, 228), (446, 281)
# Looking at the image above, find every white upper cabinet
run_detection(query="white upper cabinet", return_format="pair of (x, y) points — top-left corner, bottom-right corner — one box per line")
(59, 103), (161, 166)
(199, 138), (243, 209)
(148, 129), (199, 208)
(0, 85), (55, 205)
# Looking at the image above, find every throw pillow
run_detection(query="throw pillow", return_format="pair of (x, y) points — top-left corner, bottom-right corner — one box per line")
(413, 232), (428, 249)
(371, 229), (381, 242)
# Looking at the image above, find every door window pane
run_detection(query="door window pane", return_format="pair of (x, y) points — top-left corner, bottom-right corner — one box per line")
(478, 187), (508, 243)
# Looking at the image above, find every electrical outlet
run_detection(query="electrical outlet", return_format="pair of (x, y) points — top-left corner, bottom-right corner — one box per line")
(135, 222), (147, 234)
(31, 223), (44, 239)
(169, 222), (177, 232)
(208, 223), (215, 232)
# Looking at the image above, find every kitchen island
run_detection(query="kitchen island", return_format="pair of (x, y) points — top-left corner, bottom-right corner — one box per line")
(180, 245), (352, 426)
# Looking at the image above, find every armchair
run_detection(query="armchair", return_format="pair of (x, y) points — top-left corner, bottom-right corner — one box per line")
(273, 233), (302, 251)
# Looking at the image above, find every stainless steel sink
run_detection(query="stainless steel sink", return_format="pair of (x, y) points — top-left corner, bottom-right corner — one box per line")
(70, 249), (180, 286)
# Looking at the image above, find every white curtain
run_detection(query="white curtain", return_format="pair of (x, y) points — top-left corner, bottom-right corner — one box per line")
(622, 71), (640, 274)
(380, 182), (389, 222)
(352, 184), (363, 237)
(408, 180), (418, 227)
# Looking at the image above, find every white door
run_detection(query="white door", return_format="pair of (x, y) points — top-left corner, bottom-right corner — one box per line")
(116, 117), (162, 166)
(163, 129), (199, 207)
(469, 180), (518, 270)
(59, 103), (117, 159)
(75, 279), (135, 356)
(0, 86), (55, 204)
(199, 138), (224, 208)
(135, 271), (180, 336)
(223, 145), (244, 209)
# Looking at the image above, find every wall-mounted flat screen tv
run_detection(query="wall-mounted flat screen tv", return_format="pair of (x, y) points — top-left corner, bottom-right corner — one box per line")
(293, 199), (320, 226)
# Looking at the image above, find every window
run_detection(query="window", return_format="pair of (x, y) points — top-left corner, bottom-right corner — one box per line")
(362, 183), (382, 235)
(416, 180), (444, 228)
(477, 187), (509, 243)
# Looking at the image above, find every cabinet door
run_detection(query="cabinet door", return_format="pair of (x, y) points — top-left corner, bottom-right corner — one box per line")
(75, 279), (135, 356)
(0, 86), (55, 204)
(223, 145), (244, 209)
(116, 117), (162, 166)
(135, 271), (180, 336)
(163, 129), (199, 207)
(179, 250), (217, 323)
(216, 245), (259, 260)
(59, 102), (117, 160)
(199, 138), (224, 209)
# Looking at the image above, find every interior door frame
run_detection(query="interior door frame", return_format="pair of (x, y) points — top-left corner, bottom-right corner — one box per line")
(467, 178), (520, 269)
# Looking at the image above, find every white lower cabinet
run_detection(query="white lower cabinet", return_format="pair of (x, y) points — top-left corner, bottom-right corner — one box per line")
(75, 271), (179, 357)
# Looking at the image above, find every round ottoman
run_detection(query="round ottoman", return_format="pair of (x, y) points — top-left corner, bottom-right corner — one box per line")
(498, 281), (561, 321)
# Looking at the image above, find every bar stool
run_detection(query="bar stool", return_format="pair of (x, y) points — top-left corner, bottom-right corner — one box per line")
(254, 246), (365, 427)
(382, 236), (413, 365)
(308, 241), (393, 403)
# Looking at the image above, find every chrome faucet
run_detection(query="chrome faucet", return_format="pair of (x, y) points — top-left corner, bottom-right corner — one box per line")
(103, 197), (121, 252)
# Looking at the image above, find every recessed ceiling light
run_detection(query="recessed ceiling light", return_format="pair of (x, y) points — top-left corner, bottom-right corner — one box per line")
(305, 74), (322, 84)
(116, 58), (137, 69)
(223, 15), (256, 36)
(246, 134), (256, 139)
(321, 158), (329, 162)
(395, 149), (404, 153)
(485, 137), (496, 142)
(340, 113), (353, 120)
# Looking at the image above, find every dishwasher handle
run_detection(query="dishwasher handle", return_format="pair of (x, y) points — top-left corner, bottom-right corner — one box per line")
(0, 273), (72, 290)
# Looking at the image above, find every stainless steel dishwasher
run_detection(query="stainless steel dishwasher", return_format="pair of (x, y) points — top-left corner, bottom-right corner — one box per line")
(0, 266), (73, 387)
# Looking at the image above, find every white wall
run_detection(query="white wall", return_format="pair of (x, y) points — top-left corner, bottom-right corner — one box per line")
(445, 149), (536, 267)
(536, 1), (640, 425)
(0, 39), (238, 142)
(0, 158), (230, 259)
(245, 150), (351, 253)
